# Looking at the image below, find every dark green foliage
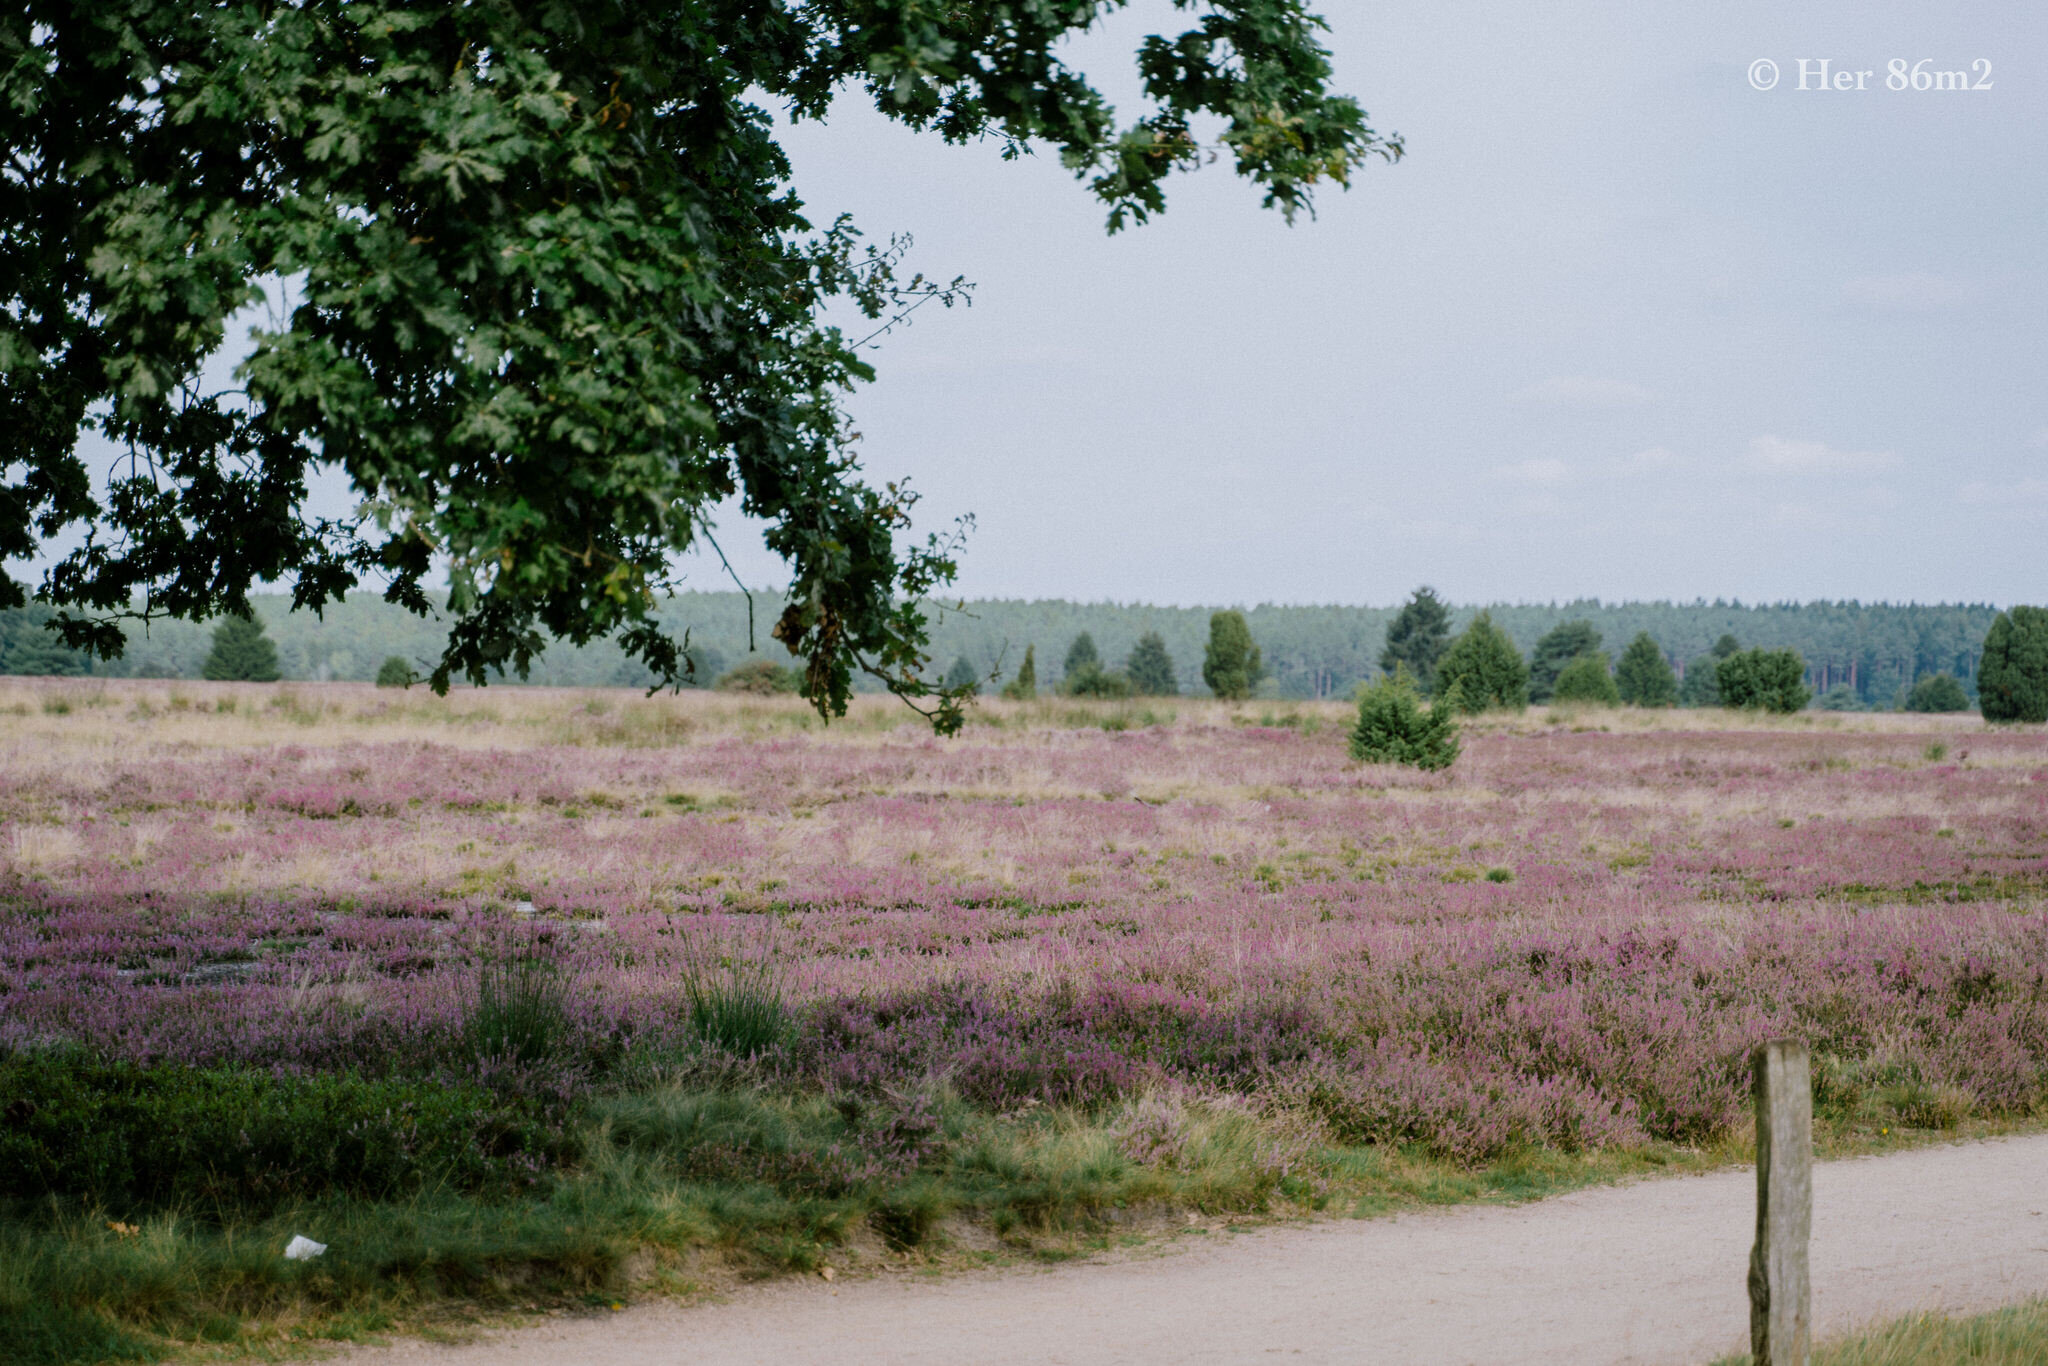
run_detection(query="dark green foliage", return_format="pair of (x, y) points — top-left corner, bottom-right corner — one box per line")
(1815, 684), (1862, 711)
(1202, 611), (1265, 700)
(1434, 612), (1526, 712)
(1904, 674), (1968, 714)
(1614, 632), (1677, 707)
(1679, 657), (1722, 707)
(1124, 631), (1178, 696)
(1349, 673), (1459, 770)
(716, 658), (801, 694)
(199, 614), (280, 682)
(1065, 662), (1136, 698)
(465, 959), (572, 1069)
(943, 656), (980, 695)
(1528, 620), (1600, 704)
(4, 3), (1389, 736)
(1716, 648), (1811, 714)
(0, 605), (93, 676)
(1379, 586), (1451, 690)
(0, 1051), (566, 1212)
(999, 644), (1037, 701)
(1550, 651), (1619, 705)
(1713, 633), (1742, 659)
(1979, 607), (2048, 723)
(374, 655), (415, 688)
(1063, 633), (1100, 679)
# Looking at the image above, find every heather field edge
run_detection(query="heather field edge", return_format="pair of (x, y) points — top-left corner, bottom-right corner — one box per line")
(3, 680), (2046, 1362)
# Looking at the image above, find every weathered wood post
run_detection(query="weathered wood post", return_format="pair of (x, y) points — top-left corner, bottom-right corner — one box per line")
(1748, 1039), (1812, 1366)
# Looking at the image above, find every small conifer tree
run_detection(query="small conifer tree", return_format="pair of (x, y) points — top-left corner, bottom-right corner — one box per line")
(1000, 644), (1038, 701)
(1201, 611), (1264, 700)
(1551, 651), (1619, 705)
(1380, 586), (1452, 691)
(1979, 607), (2048, 723)
(1063, 633), (1099, 678)
(1126, 631), (1178, 696)
(944, 655), (980, 695)
(1433, 611), (1526, 713)
(375, 656), (415, 688)
(1614, 632), (1678, 707)
(1350, 671), (1459, 771)
(201, 612), (281, 682)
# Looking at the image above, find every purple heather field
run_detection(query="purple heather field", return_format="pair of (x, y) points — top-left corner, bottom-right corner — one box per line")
(4, 679), (2045, 1161)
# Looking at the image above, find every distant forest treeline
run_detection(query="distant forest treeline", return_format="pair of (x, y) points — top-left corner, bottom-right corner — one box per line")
(0, 593), (2007, 707)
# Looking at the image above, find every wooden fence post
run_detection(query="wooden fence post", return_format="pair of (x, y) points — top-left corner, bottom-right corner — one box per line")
(1748, 1039), (1812, 1366)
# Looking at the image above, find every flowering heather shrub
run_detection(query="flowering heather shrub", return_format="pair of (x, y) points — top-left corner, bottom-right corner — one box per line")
(2, 682), (2045, 1166)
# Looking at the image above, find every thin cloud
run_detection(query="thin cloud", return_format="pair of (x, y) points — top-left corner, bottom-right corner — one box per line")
(1745, 434), (1901, 476)
(1514, 375), (1658, 408)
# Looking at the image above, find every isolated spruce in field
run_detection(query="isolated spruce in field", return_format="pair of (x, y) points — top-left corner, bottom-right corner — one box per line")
(1063, 633), (1100, 678)
(1202, 610), (1265, 701)
(1978, 606), (2048, 723)
(1351, 670), (1459, 770)
(1716, 648), (1811, 714)
(1379, 586), (1452, 691)
(1000, 645), (1038, 701)
(1434, 611), (1527, 713)
(201, 613), (281, 682)
(1126, 631), (1179, 696)
(1904, 673), (1969, 714)
(944, 655), (980, 695)
(1614, 632), (1678, 707)
(375, 656), (415, 688)
(1551, 650), (1619, 705)
(1528, 619), (1600, 704)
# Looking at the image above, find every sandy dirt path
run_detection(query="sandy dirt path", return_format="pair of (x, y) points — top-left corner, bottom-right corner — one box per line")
(347, 1134), (2048, 1366)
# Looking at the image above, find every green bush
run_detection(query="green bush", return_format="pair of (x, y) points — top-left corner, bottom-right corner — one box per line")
(1434, 611), (1527, 713)
(1064, 663), (1135, 698)
(1979, 606), (2048, 723)
(374, 655), (415, 688)
(1126, 631), (1179, 696)
(1550, 651), (1619, 705)
(999, 644), (1037, 701)
(1614, 632), (1677, 707)
(1815, 684), (1862, 712)
(1904, 673), (1969, 713)
(682, 949), (788, 1057)
(716, 658), (801, 694)
(0, 1052), (567, 1212)
(466, 959), (572, 1069)
(1715, 648), (1811, 713)
(1201, 611), (1264, 700)
(1350, 673), (1459, 770)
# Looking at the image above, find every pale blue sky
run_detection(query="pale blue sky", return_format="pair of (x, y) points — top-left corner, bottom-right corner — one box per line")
(688, 0), (2047, 606)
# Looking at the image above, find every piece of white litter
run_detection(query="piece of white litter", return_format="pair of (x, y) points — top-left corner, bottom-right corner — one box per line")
(513, 900), (537, 916)
(283, 1235), (327, 1260)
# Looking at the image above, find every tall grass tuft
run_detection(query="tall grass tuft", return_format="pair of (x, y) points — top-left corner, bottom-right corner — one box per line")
(680, 934), (787, 1057)
(466, 957), (572, 1068)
